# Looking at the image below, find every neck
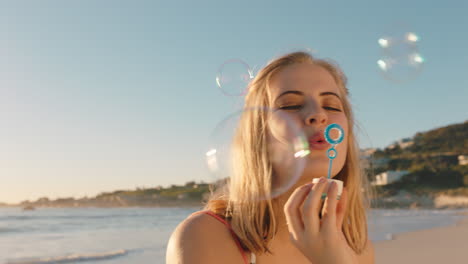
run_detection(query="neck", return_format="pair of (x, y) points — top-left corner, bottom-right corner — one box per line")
(271, 176), (321, 242)
(271, 189), (297, 242)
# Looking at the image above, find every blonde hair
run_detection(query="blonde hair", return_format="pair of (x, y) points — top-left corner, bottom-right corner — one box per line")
(205, 51), (374, 255)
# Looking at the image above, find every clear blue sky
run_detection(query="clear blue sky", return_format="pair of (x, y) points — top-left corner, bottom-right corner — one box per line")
(1, 0), (467, 204)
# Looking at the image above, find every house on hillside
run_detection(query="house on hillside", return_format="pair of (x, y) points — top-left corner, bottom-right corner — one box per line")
(387, 138), (414, 150)
(359, 148), (376, 169)
(371, 170), (409, 186)
(459, 155), (468, 165)
(360, 155), (391, 170)
(361, 148), (377, 156)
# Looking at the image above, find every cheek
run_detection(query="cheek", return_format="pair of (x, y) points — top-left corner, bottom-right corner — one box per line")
(338, 141), (347, 162)
(335, 121), (348, 166)
(338, 132), (348, 165)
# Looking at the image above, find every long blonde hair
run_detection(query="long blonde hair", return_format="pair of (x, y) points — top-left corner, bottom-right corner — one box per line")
(205, 51), (373, 255)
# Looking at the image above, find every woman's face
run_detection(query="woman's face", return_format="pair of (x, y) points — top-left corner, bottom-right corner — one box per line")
(268, 63), (349, 183)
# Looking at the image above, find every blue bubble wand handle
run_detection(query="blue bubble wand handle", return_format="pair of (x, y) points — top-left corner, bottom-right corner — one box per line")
(327, 157), (333, 180)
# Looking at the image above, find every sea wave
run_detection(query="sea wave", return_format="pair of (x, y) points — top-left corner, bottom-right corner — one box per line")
(0, 227), (22, 233)
(5, 249), (128, 264)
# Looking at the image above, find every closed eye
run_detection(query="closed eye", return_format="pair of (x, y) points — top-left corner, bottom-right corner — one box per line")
(279, 105), (342, 112)
(324, 106), (342, 112)
(278, 105), (303, 111)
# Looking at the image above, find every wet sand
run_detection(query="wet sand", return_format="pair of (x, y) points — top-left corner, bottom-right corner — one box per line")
(374, 218), (468, 264)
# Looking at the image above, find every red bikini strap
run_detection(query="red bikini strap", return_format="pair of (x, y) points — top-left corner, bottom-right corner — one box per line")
(190, 210), (249, 264)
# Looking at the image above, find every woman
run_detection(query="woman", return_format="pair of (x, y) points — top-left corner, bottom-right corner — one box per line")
(166, 52), (375, 264)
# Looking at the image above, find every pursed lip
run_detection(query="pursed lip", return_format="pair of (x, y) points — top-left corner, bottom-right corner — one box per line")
(308, 141), (331, 150)
(308, 131), (330, 150)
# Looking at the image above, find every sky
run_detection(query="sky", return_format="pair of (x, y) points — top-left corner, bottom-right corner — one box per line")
(1, 0), (467, 204)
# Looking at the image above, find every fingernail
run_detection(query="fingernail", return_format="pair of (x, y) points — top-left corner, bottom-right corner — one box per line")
(319, 177), (326, 183)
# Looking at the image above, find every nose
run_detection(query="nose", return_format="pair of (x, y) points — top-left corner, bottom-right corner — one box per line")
(304, 105), (327, 126)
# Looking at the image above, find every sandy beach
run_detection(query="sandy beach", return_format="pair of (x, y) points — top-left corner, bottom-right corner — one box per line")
(374, 217), (468, 264)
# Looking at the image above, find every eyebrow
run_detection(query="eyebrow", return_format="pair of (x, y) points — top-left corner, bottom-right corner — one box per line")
(275, 90), (341, 101)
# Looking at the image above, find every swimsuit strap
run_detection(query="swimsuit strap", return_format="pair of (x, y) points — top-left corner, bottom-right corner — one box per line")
(190, 210), (251, 264)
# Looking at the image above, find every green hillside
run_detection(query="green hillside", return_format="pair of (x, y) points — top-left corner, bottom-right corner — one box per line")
(369, 120), (468, 197)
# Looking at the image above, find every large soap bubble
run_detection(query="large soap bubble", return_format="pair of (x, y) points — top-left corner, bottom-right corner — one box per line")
(206, 107), (310, 201)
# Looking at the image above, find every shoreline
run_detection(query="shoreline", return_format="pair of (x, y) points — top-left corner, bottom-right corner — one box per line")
(5, 193), (468, 210)
(2, 204), (467, 209)
(374, 217), (468, 263)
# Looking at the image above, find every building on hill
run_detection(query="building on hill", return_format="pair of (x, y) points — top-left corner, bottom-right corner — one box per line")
(387, 138), (414, 150)
(459, 155), (468, 165)
(359, 149), (388, 170)
(399, 141), (414, 149)
(361, 148), (377, 156)
(371, 170), (409, 186)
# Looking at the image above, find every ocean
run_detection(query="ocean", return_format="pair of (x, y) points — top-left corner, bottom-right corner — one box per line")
(0, 207), (467, 264)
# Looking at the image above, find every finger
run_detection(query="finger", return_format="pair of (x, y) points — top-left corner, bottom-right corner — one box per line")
(336, 187), (348, 230)
(319, 199), (325, 219)
(302, 177), (329, 233)
(321, 181), (339, 230)
(284, 183), (313, 237)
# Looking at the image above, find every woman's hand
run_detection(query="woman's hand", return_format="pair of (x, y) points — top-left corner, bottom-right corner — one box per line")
(284, 177), (358, 264)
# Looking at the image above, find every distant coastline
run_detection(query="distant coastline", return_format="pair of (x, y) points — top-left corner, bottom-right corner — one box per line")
(1, 181), (210, 209)
(1, 182), (467, 210)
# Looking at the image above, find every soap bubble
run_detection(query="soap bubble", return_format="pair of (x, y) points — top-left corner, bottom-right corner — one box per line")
(377, 26), (425, 83)
(206, 107), (310, 201)
(216, 59), (254, 96)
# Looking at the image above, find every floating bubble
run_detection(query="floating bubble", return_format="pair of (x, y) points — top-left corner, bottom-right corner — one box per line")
(216, 59), (254, 96)
(206, 107), (310, 201)
(377, 25), (425, 83)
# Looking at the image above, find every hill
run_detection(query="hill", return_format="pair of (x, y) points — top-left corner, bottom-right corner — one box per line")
(367, 120), (468, 208)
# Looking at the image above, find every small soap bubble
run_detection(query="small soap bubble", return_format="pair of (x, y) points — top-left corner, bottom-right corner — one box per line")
(377, 24), (425, 83)
(216, 59), (253, 96)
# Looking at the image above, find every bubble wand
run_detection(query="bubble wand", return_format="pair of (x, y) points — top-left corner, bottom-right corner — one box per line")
(324, 123), (344, 180)
(312, 123), (345, 200)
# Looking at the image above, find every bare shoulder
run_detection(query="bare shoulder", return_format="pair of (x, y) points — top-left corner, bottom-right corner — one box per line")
(166, 212), (247, 264)
(356, 239), (375, 264)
